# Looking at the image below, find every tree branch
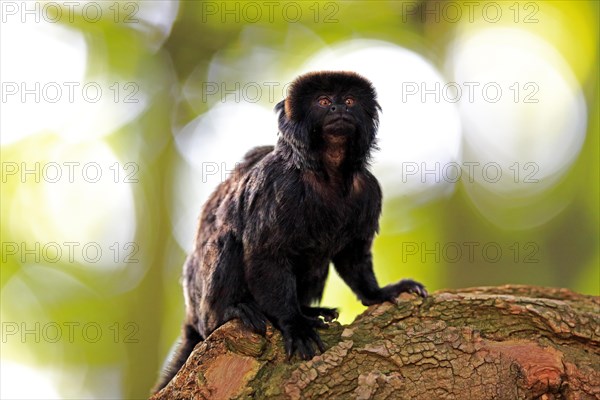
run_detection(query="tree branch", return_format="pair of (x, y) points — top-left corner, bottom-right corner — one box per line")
(151, 285), (600, 399)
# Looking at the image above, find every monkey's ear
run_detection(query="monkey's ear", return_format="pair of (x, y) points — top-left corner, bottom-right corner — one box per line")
(275, 99), (287, 117)
(275, 99), (285, 113)
(275, 98), (293, 120)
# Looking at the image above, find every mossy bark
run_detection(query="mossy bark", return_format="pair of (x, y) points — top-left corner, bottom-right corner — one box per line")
(151, 285), (600, 400)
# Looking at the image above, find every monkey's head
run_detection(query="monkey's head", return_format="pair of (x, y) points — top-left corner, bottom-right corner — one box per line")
(276, 71), (381, 170)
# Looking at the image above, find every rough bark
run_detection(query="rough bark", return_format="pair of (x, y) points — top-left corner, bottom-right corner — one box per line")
(151, 285), (600, 400)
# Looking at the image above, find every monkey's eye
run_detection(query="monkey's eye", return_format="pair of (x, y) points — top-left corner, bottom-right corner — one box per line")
(318, 97), (332, 107)
(345, 97), (355, 107)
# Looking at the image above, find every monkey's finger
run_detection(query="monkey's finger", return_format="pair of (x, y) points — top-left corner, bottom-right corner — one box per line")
(237, 305), (267, 335)
(251, 319), (267, 335)
(326, 308), (339, 321)
(285, 336), (295, 361)
(296, 338), (315, 360)
(408, 283), (428, 298)
(319, 308), (339, 322)
(308, 317), (328, 330)
(316, 321), (329, 330)
(239, 313), (257, 332)
(248, 311), (267, 335)
(395, 279), (428, 298)
(311, 332), (326, 354)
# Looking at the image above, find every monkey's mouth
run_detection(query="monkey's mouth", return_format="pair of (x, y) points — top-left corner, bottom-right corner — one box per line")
(323, 116), (356, 135)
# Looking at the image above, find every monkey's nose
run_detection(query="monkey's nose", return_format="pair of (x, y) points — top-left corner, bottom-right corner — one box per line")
(330, 103), (346, 113)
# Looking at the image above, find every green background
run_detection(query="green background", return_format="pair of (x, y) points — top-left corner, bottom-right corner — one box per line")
(1, 1), (598, 398)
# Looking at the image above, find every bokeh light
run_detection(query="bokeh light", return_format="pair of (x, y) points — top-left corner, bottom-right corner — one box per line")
(449, 27), (587, 229)
(172, 102), (277, 251)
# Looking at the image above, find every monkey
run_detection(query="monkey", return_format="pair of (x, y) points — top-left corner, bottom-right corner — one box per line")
(153, 71), (427, 393)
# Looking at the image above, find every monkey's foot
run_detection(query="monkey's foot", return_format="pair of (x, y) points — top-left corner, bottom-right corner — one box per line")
(227, 302), (268, 335)
(282, 316), (326, 361)
(301, 306), (339, 322)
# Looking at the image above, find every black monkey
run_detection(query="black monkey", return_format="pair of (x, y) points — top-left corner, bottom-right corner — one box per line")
(154, 71), (427, 392)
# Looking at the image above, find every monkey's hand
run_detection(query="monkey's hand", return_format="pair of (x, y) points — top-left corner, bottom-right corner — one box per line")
(301, 306), (339, 322)
(362, 279), (428, 306)
(282, 316), (327, 361)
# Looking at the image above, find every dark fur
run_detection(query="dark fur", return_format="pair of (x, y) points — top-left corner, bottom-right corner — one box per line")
(153, 71), (427, 392)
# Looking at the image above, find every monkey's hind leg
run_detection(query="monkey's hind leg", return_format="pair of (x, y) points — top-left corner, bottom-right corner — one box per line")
(152, 324), (203, 394)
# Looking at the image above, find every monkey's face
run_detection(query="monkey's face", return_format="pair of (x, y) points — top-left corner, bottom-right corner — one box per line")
(276, 71), (381, 164)
(313, 94), (359, 138)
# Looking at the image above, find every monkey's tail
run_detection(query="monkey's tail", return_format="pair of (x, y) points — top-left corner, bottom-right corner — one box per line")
(152, 324), (203, 394)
